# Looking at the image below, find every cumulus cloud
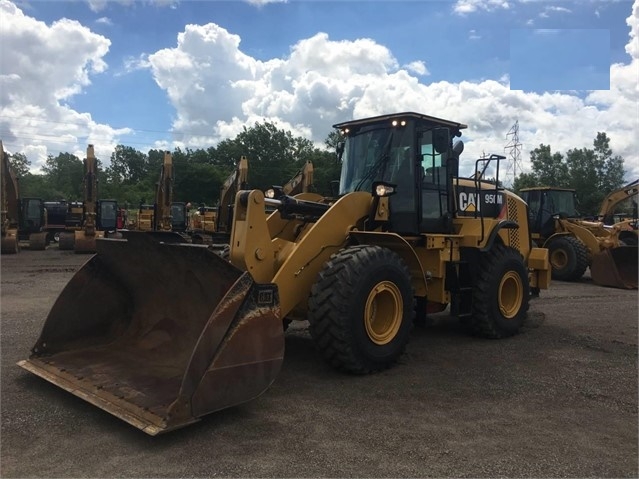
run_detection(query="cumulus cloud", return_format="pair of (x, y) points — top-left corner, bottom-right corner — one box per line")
(143, 5), (638, 180)
(0, 0), (129, 170)
(1, 0), (638, 183)
(453, 0), (510, 15)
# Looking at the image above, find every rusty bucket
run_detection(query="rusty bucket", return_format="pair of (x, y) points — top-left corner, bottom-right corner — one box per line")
(18, 232), (284, 435)
(590, 245), (638, 289)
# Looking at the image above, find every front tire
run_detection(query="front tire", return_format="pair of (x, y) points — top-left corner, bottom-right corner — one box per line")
(471, 244), (530, 339)
(308, 245), (414, 374)
(548, 236), (589, 281)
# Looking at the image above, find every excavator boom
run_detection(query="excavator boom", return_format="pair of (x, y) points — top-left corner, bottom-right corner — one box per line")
(1, 141), (20, 254)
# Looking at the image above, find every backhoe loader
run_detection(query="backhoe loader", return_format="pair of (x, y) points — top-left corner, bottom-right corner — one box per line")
(190, 155), (248, 245)
(57, 145), (119, 253)
(1, 141), (48, 253)
(18, 112), (551, 436)
(519, 185), (637, 289)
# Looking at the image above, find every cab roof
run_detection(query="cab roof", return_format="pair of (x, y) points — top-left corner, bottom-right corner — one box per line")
(519, 186), (576, 192)
(333, 112), (468, 131)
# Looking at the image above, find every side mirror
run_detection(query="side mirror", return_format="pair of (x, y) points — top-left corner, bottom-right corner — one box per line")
(336, 141), (345, 162)
(432, 128), (451, 154)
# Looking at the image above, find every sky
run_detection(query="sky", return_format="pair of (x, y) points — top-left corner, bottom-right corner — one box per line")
(0, 0), (638, 184)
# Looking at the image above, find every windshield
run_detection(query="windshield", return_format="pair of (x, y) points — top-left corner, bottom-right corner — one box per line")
(339, 124), (413, 195)
(171, 204), (185, 223)
(544, 190), (578, 217)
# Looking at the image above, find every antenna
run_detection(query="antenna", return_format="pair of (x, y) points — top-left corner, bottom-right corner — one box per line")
(504, 120), (522, 187)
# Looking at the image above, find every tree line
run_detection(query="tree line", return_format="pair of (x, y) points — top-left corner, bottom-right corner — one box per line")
(9, 121), (342, 209)
(8, 121), (630, 217)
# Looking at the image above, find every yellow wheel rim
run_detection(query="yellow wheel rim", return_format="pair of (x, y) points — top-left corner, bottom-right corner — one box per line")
(550, 249), (567, 269)
(498, 271), (523, 319)
(364, 281), (403, 345)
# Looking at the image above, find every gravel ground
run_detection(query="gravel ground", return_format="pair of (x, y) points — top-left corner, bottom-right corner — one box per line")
(1, 246), (637, 478)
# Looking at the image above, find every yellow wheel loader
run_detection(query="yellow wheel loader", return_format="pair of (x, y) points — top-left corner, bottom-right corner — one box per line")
(18, 112), (550, 435)
(520, 185), (637, 289)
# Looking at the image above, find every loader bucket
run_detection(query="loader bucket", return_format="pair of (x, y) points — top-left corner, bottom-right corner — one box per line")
(74, 230), (104, 254)
(17, 232), (284, 435)
(590, 246), (638, 289)
(1, 230), (19, 254)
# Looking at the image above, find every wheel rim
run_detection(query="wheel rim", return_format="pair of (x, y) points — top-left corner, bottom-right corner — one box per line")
(364, 281), (403, 345)
(498, 271), (523, 319)
(550, 248), (567, 269)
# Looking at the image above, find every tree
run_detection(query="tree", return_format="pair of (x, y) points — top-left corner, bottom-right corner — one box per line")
(108, 145), (149, 185)
(566, 132), (626, 215)
(41, 152), (84, 200)
(8, 152), (30, 177)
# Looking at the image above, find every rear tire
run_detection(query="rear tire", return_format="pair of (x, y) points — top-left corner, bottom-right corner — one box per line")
(308, 245), (414, 374)
(548, 236), (589, 281)
(58, 232), (75, 251)
(470, 244), (530, 339)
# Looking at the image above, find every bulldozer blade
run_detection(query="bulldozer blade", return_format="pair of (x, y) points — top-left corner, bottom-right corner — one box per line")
(17, 231), (284, 435)
(590, 246), (638, 289)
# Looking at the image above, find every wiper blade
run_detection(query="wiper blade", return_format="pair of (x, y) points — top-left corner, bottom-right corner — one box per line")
(354, 133), (394, 192)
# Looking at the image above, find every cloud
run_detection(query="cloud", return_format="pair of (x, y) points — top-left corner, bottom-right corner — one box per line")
(95, 16), (112, 25)
(2, 0), (638, 184)
(453, 0), (510, 15)
(143, 8), (638, 180)
(0, 0), (129, 170)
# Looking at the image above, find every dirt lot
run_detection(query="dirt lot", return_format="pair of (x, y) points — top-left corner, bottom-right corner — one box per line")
(1, 246), (637, 478)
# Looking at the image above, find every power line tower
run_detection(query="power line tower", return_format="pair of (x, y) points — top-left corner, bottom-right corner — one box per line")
(504, 120), (523, 187)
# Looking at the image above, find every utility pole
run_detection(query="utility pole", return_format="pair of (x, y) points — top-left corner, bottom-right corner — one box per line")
(504, 120), (522, 187)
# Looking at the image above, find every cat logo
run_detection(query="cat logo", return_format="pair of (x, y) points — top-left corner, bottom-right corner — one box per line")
(459, 192), (480, 212)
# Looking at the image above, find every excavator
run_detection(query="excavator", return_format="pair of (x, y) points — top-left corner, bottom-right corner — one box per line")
(520, 183), (638, 289)
(597, 179), (638, 234)
(279, 160), (315, 196)
(61, 145), (119, 253)
(1, 141), (48, 253)
(18, 112), (551, 435)
(123, 151), (189, 243)
(190, 155), (248, 245)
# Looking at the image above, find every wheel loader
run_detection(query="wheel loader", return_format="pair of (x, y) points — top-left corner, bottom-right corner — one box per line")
(1, 141), (49, 253)
(520, 185), (638, 289)
(17, 112), (551, 436)
(57, 145), (119, 253)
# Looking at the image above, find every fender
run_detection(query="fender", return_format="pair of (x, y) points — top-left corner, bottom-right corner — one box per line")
(479, 220), (519, 252)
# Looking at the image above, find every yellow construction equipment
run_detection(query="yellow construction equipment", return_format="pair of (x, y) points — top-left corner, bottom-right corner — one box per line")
(190, 155), (248, 245)
(281, 160), (315, 196)
(57, 145), (119, 253)
(520, 185), (637, 289)
(18, 112), (550, 435)
(1, 141), (20, 253)
(124, 152), (189, 243)
(1, 141), (49, 253)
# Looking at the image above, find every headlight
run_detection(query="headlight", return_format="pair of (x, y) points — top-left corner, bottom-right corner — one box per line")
(374, 182), (396, 197)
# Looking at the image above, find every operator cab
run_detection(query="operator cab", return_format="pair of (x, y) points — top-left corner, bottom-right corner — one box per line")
(519, 187), (579, 238)
(334, 112), (466, 235)
(97, 199), (119, 232)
